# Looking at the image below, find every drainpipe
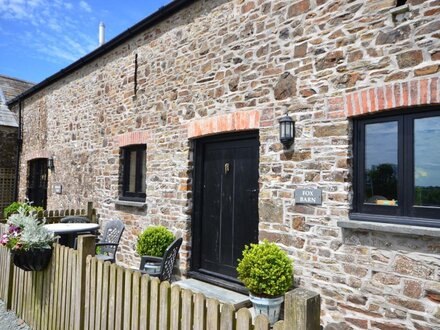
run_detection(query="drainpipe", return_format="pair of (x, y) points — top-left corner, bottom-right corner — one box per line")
(14, 99), (22, 201)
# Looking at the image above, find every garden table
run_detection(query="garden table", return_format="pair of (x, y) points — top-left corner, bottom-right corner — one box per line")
(44, 223), (100, 248)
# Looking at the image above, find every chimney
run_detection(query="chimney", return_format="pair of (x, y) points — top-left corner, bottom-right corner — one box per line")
(99, 22), (105, 46)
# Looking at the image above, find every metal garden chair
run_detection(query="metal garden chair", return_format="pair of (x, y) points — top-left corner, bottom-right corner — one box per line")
(95, 219), (125, 263)
(60, 216), (90, 223)
(139, 237), (183, 282)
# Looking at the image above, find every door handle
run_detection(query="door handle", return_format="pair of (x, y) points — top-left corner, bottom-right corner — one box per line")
(224, 163), (230, 174)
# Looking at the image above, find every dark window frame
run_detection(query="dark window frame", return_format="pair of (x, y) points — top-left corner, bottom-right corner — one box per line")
(120, 144), (146, 202)
(352, 107), (440, 228)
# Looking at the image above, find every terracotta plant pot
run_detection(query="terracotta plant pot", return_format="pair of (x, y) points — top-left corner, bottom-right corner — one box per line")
(12, 248), (53, 271)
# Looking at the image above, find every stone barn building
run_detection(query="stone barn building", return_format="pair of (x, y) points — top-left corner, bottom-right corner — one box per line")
(7, 0), (440, 328)
(0, 75), (33, 217)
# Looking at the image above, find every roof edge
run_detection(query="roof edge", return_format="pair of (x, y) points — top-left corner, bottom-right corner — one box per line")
(7, 0), (196, 106)
(0, 74), (35, 85)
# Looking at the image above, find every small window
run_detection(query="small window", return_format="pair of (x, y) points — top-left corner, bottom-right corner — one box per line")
(121, 145), (146, 201)
(353, 108), (440, 227)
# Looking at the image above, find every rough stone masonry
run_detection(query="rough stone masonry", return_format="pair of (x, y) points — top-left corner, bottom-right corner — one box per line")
(10, 0), (440, 329)
(0, 75), (34, 217)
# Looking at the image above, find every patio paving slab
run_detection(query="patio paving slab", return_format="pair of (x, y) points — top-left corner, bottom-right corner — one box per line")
(0, 300), (30, 330)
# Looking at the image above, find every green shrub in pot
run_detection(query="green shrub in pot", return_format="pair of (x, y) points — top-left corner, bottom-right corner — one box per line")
(3, 201), (43, 219)
(136, 226), (175, 275)
(237, 240), (293, 324)
(136, 226), (175, 257)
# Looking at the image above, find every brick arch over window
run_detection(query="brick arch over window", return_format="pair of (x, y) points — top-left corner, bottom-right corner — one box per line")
(25, 150), (51, 162)
(327, 77), (439, 118)
(116, 131), (152, 147)
(187, 110), (260, 139)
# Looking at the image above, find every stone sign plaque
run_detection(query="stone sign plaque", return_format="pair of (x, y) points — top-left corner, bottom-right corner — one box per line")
(295, 188), (322, 205)
(54, 184), (62, 194)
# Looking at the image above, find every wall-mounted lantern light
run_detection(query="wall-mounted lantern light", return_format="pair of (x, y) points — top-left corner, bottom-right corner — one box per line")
(279, 114), (295, 149)
(48, 157), (55, 171)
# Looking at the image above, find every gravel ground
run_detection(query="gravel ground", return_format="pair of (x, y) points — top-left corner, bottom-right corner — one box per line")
(0, 300), (30, 330)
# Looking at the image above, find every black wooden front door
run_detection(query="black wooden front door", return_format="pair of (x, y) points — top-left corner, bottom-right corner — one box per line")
(27, 159), (48, 209)
(192, 132), (259, 284)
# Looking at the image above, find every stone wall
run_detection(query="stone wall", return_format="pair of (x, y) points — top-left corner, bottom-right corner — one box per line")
(0, 74), (34, 216)
(0, 127), (17, 169)
(0, 126), (17, 217)
(13, 0), (440, 328)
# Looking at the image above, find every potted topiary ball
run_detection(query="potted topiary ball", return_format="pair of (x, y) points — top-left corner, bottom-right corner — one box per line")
(237, 240), (293, 325)
(136, 226), (175, 275)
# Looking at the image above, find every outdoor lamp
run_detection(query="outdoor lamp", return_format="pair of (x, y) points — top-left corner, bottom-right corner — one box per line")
(48, 157), (55, 171)
(279, 114), (295, 149)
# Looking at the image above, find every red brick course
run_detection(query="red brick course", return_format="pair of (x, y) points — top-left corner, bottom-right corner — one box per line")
(328, 78), (440, 118)
(187, 110), (260, 138)
(25, 150), (51, 161)
(116, 131), (152, 147)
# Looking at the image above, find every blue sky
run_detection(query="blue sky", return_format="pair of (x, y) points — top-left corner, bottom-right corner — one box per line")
(0, 0), (171, 83)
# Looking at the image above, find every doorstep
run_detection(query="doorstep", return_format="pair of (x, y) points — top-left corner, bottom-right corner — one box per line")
(173, 278), (251, 309)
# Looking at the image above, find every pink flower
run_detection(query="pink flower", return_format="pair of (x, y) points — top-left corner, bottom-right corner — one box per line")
(8, 225), (20, 234)
(13, 243), (23, 250)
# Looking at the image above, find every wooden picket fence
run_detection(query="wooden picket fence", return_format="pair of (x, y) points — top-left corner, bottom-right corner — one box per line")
(36, 202), (97, 224)
(1, 202), (97, 224)
(11, 245), (78, 330)
(0, 233), (321, 330)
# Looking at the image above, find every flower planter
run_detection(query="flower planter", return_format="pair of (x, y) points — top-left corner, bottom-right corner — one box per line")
(249, 293), (284, 325)
(142, 261), (161, 276)
(12, 248), (53, 271)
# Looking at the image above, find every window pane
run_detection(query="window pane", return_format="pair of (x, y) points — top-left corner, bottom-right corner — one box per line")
(140, 150), (146, 193)
(129, 151), (137, 192)
(364, 121), (398, 206)
(414, 116), (440, 207)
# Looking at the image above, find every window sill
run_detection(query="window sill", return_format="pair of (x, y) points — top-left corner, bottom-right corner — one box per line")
(338, 218), (440, 238)
(113, 199), (147, 208)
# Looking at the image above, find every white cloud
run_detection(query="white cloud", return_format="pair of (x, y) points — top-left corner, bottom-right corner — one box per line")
(23, 28), (96, 64)
(28, 0), (44, 7)
(0, 0), (99, 65)
(79, 1), (91, 13)
(47, 20), (62, 32)
(0, 1), (31, 20)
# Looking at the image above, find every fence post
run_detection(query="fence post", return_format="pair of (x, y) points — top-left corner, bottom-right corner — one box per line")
(86, 202), (96, 223)
(0, 224), (14, 309)
(75, 235), (96, 330)
(284, 288), (320, 330)
(5, 251), (14, 310)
